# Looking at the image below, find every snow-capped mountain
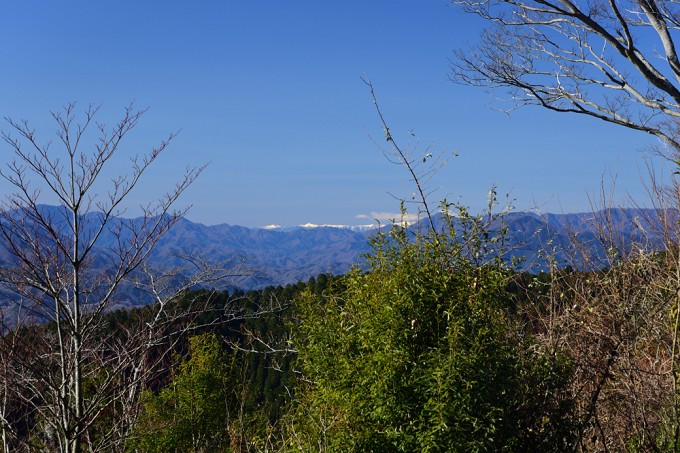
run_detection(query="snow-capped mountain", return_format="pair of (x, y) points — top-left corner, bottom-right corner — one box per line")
(0, 206), (673, 309)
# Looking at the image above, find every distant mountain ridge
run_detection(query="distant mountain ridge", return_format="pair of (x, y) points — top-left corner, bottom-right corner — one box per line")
(151, 207), (674, 289)
(0, 206), (674, 308)
(260, 223), (377, 232)
(148, 217), (375, 291)
(484, 208), (674, 270)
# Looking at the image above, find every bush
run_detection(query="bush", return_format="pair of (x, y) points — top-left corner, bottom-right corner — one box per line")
(287, 212), (576, 452)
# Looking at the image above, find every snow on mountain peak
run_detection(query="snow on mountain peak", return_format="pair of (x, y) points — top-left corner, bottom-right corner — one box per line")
(298, 223), (378, 231)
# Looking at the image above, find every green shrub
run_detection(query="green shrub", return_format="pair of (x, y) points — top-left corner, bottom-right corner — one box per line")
(287, 213), (576, 452)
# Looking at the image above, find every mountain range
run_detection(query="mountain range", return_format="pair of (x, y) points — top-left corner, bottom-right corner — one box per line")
(0, 206), (675, 310)
(150, 207), (674, 291)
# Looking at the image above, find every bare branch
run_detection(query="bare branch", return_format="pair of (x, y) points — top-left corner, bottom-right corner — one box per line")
(452, 0), (680, 156)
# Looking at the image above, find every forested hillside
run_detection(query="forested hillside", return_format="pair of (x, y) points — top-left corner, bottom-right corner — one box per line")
(87, 205), (680, 451)
(2, 205), (671, 451)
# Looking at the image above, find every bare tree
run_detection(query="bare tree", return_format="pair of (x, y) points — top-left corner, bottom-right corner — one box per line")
(0, 104), (236, 452)
(451, 0), (680, 155)
(507, 176), (680, 451)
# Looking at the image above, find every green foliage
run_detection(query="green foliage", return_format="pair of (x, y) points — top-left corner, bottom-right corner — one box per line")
(288, 212), (576, 452)
(127, 281), (316, 452)
(132, 333), (232, 452)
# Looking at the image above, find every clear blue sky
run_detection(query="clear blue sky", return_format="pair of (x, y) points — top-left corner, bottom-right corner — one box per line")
(0, 1), (664, 227)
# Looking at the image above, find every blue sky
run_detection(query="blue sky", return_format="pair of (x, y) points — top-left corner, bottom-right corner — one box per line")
(0, 1), (664, 227)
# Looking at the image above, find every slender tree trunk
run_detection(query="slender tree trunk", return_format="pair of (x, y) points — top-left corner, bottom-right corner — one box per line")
(71, 207), (82, 453)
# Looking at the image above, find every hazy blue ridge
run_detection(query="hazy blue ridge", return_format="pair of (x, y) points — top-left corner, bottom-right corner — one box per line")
(0, 206), (673, 310)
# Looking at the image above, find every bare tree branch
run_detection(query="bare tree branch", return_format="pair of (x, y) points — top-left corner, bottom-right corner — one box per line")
(452, 0), (680, 157)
